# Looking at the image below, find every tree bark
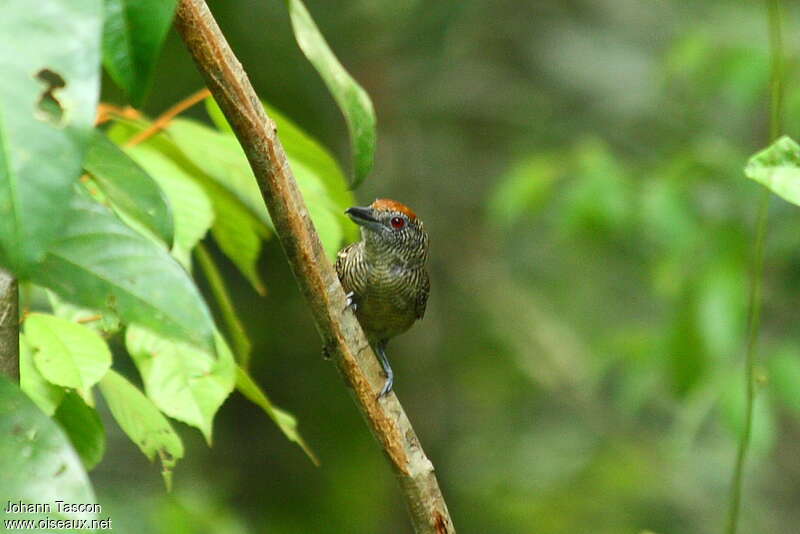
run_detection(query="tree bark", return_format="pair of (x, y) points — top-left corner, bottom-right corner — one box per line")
(0, 268), (19, 382)
(173, 1), (455, 532)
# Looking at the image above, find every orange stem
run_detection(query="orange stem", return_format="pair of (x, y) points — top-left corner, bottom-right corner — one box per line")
(126, 88), (212, 146)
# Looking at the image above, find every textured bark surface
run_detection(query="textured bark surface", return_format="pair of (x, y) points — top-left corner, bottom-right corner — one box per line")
(173, 1), (455, 532)
(0, 268), (19, 382)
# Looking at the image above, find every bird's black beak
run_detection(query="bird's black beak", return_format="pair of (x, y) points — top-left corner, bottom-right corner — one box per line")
(345, 205), (384, 233)
(345, 206), (380, 227)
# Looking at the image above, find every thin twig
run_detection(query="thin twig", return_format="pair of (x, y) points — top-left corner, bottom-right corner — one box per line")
(173, 1), (455, 532)
(725, 1), (782, 532)
(95, 103), (141, 125)
(126, 88), (211, 146)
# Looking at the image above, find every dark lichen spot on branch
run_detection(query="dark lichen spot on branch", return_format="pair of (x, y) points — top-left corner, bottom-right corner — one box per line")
(34, 68), (66, 125)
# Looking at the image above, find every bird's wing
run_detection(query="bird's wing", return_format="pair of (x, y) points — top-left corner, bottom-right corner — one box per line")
(415, 271), (430, 320)
(335, 243), (358, 289)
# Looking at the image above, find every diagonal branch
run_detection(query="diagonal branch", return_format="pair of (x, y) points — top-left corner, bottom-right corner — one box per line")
(173, 1), (455, 532)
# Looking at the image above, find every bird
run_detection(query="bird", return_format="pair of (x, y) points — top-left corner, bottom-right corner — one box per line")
(335, 198), (430, 398)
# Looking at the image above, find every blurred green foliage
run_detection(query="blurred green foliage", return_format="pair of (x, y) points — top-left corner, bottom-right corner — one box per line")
(8, 0), (800, 533)
(90, 0), (800, 532)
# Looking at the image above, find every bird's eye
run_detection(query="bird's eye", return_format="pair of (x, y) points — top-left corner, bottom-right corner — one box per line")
(390, 216), (405, 230)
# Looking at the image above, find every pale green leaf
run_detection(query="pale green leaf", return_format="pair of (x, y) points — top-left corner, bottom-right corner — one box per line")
(98, 370), (184, 489)
(126, 326), (236, 443)
(25, 313), (111, 391)
(19, 333), (64, 416)
(124, 144), (215, 269)
(744, 135), (800, 206)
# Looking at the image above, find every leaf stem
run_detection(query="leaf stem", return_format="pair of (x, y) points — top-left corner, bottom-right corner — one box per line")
(725, 1), (782, 533)
(194, 241), (252, 368)
(126, 88), (211, 147)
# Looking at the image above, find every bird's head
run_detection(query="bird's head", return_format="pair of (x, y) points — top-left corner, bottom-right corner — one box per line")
(345, 199), (428, 264)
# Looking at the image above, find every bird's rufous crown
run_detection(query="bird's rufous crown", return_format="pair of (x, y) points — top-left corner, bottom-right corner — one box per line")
(370, 198), (417, 220)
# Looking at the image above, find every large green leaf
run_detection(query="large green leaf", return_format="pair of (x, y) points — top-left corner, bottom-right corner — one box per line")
(30, 193), (215, 351)
(0, 0), (102, 275)
(19, 333), (64, 416)
(126, 326), (236, 443)
(102, 0), (178, 106)
(98, 370), (184, 489)
(83, 130), (174, 246)
(124, 144), (215, 269)
(236, 367), (318, 465)
(54, 392), (106, 470)
(285, 0), (376, 188)
(744, 135), (800, 206)
(205, 96), (356, 239)
(0, 376), (98, 528)
(25, 313), (111, 392)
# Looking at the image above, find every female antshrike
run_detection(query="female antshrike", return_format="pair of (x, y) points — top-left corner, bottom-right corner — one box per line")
(335, 199), (430, 398)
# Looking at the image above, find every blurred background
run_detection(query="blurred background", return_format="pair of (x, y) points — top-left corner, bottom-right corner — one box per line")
(94, 0), (800, 532)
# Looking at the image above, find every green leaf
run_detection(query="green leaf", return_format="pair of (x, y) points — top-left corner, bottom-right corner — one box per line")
(768, 347), (800, 415)
(0, 375), (98, 527)
(206, 96), (356, 240)
(744, 135), (800, 206)
(102, 0), (178, 106)
(25, 313), (111, 392)
(236, 367), (318, 465)
(54, 392), (106, 470)
(98, 370), (184, 489)
(83, 130), (174, 246)
(286, 0), (377, 188)
(124, 144), (215, 269)
(0, 0), (102, 274)
(19, 333), (64, 416)
(126, 326), (236, 443)
(31, 193), (215, 351)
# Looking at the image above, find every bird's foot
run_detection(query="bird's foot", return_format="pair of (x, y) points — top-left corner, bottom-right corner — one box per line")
(377, 375), (393, 399)
(344, 291), (358, 313)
